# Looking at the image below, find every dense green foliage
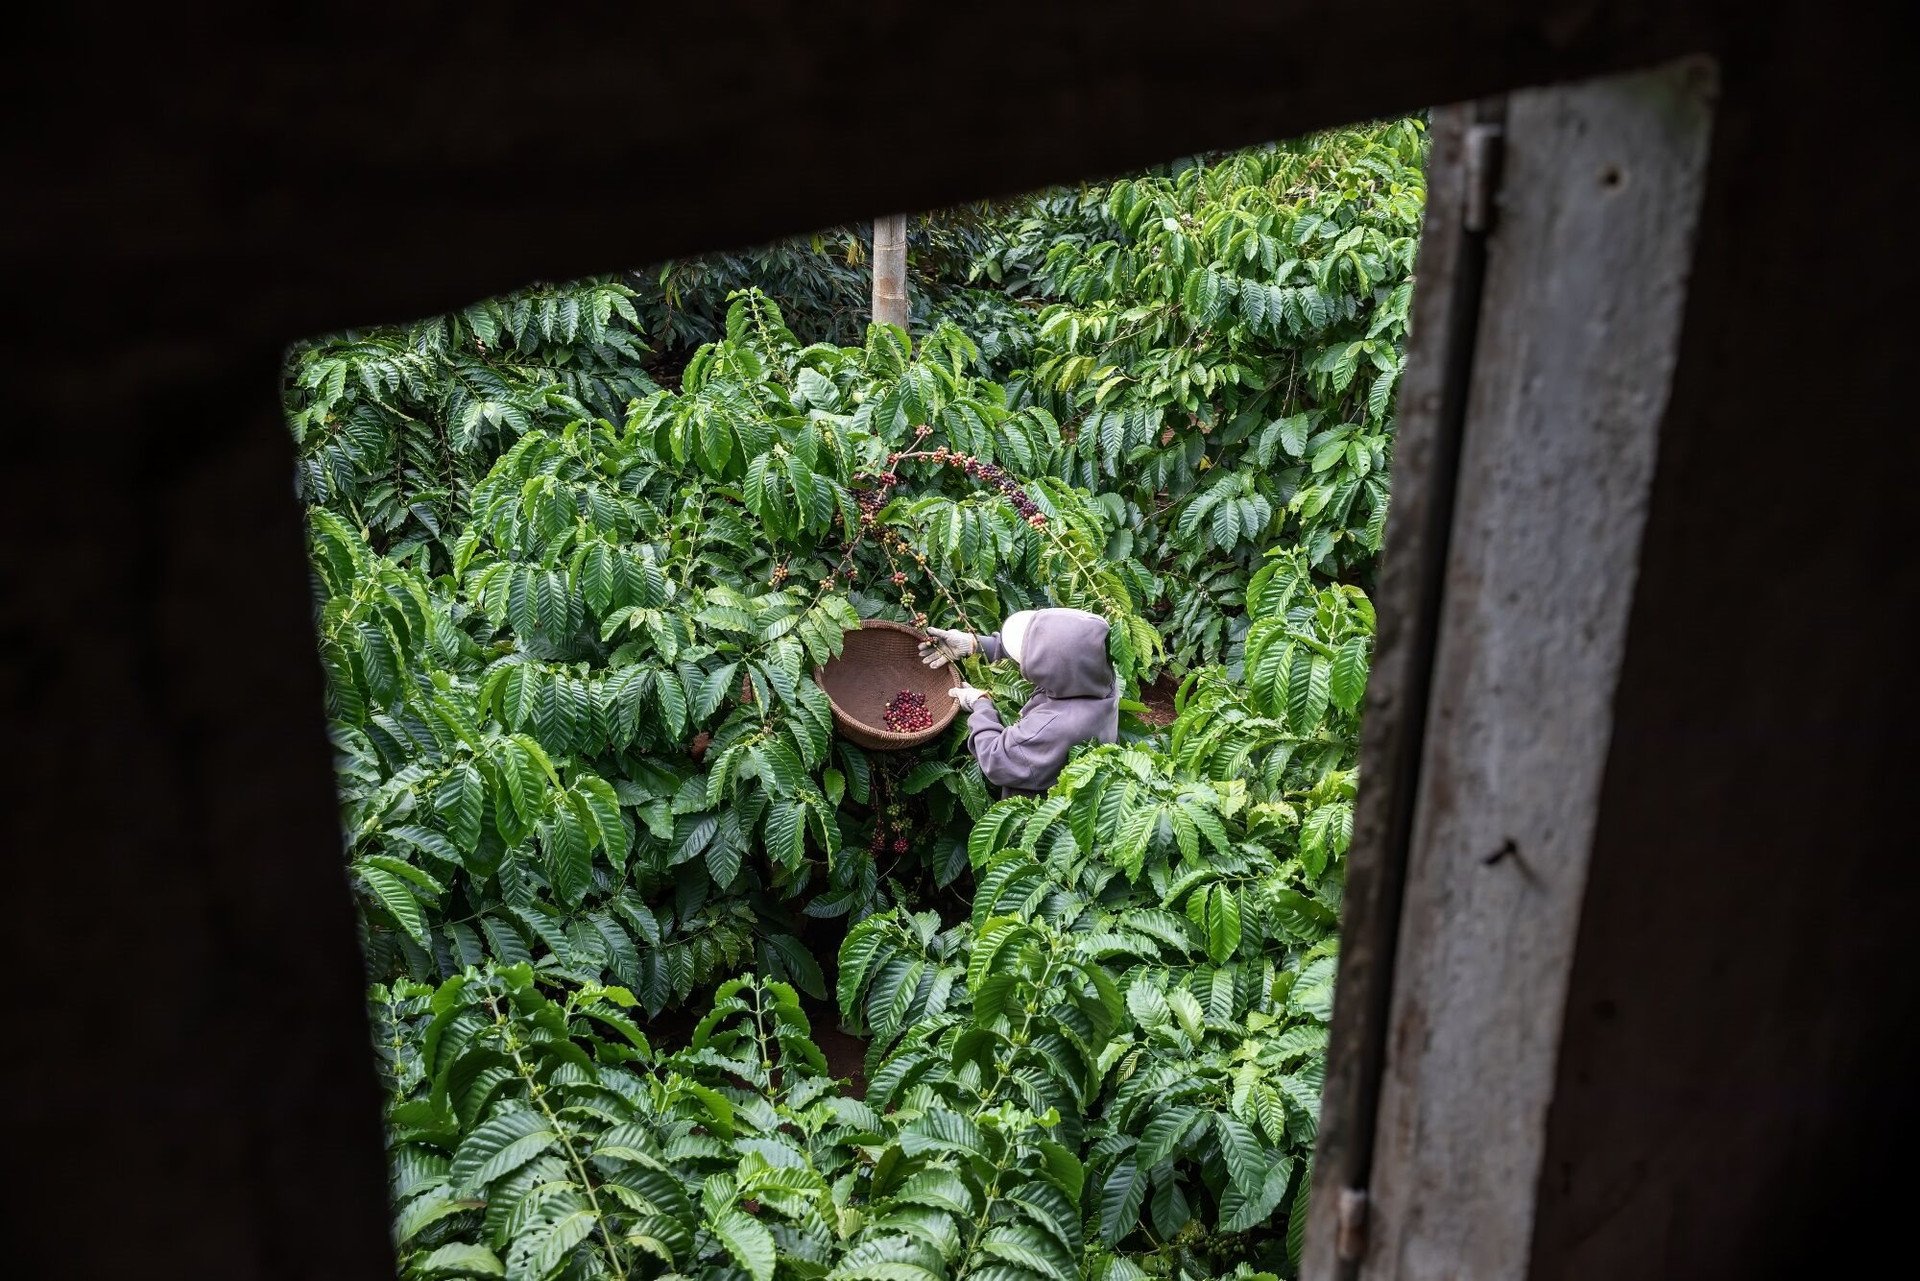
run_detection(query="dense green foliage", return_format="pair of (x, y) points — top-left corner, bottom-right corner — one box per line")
(362, 556), (1361, 1281)
(298, 294), (1162, 1012)
(835, 553), (1363, 1275)
(977, 121), (1424, 669)
(637, 210), (1008, 362)
(291, 119), (1422, 1281)
(291, 282), (661, 558)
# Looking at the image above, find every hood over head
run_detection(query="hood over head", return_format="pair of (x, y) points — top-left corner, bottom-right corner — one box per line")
(1001, 611), (1034, 665)
(1008, 607), (1114, 699)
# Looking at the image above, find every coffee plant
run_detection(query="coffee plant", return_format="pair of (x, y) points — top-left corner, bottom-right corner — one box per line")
(360, 546), (1366, 1281)
(290, 279), (661, 561)
(296, 122), (1415, 1281)
(636, 206), (1012, 368)
(299, 289), (1168, 1012)
(837, 548), (1362, 1278)
(970, 119), (1425, 667)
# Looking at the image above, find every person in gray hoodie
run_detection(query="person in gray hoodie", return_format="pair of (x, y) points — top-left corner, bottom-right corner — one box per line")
(918, 607), (1120, 798)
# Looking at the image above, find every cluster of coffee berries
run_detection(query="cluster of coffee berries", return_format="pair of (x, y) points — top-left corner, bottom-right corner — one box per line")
(887, 444), (1048, 530)
(869, 801), (912, 855)
(852, 475), (897, 526)
(963, 460), (1049, 529)
(883, 689), (935, 733)
(769, 561), (789, 586)
(868, 825), (912, 855)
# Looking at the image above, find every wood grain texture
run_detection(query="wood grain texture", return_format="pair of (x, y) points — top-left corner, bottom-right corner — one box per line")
(1303, 98), (1490, 1281)
(3, 2), (1705, 358)
(1528, 9), (1920, 1276)
(1359, 59), (1716, 1281)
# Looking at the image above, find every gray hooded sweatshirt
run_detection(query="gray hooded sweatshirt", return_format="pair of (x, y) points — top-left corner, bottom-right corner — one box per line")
(965, 608), (1120, 798)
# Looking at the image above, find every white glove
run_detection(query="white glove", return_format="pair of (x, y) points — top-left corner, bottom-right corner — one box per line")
(948, 684), (987, 711)
(918, 627), (975, 668)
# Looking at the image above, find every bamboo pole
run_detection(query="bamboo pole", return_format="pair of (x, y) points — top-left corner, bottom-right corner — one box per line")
(871, 213), (909, 332)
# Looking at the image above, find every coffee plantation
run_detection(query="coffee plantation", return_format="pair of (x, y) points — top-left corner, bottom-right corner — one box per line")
(291, 119), (1424, 1281)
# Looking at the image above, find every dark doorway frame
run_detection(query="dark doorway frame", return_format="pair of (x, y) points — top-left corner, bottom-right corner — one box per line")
(5, 7), (1914, 1279)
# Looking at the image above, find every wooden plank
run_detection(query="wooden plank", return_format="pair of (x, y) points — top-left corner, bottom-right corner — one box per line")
(1302, 96), (1497, 1281)
(3, 5), (1704, 350)
(1526, 22), (1918, 1278)
(1358, 58), (1716, 1281)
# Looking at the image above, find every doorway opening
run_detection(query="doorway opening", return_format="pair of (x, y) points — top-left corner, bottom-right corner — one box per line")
(289, 60), (1716, 1281)
(291, 116), (1427, 1281)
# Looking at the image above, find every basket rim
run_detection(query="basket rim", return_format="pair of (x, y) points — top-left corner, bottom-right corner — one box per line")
(813, 619), (961, 748)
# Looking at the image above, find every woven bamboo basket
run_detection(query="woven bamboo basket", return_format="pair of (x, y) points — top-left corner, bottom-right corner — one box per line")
(813, 619), (961, 751)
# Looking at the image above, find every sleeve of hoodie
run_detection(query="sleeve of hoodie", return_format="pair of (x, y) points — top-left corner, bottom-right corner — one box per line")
(965, 700), (1067, 794)
(973, 632), (1005, 662)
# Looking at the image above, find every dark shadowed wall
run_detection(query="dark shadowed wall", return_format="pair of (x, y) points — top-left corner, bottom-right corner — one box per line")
(1, 3), (1912, 1276)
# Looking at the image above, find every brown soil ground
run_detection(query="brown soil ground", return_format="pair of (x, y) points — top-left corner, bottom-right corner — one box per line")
(1139, 672), (1180, 726)
(807, 1009), (869, 1095)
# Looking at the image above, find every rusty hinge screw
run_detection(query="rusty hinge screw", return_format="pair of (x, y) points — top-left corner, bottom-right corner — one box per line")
(1336, 1186), (1370, 1264)
(1463, 122), (1505, 233)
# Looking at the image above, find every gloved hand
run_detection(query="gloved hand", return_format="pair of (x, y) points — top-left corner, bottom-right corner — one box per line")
(917, 627), (975, 668)
(948, 684), (988, 711)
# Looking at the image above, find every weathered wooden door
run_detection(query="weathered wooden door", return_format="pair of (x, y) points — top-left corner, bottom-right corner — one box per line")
(1304, 58), (1718, 1281)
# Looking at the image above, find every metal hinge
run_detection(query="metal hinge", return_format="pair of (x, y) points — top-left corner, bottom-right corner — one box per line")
(1336, 1187), (1371, 1264)
(1463, 122), (1505, 233)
